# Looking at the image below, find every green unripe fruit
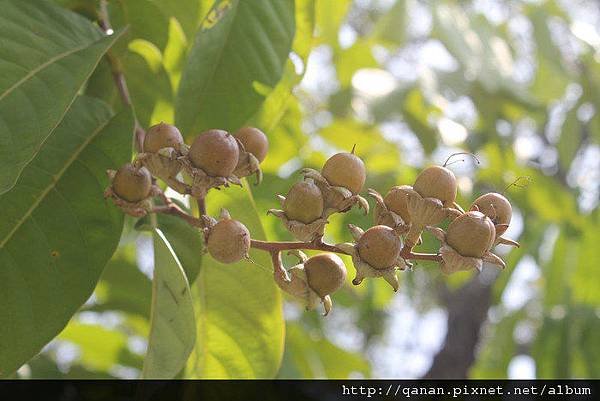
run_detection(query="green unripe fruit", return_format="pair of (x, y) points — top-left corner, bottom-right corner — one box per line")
(235, 127), (269, 163)
(112, 163), (152, 202)
(143, 122), (184, 153)
(357, 225), (402, 269)
(304, 253), (347, 297)
(207, 218), (251, 264)
(446, 211), (496, 258)
(413, 165), (457, 207)
(189, 129), (239, 177)
(283, 180), (324, 224)
(322, 152), (366, 194)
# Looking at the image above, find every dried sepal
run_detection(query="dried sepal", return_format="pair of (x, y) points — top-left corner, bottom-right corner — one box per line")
(425, 226), (506, 275)
(368, 188), (411, 237)
(273, 262), (332, 316)
(104, 169), (160, 217)
(181, 157), (241, 199)
(438, 244), (483, 275)
(136, 148), (190, 195)
(233, 138), (263, 184)
(336, 242), (403, 291)
(403, 186), (459, 246)
(301, 168), (369, 216)
(267, 208), (328, 242)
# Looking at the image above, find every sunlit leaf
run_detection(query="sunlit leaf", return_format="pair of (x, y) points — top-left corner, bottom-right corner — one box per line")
(142, 229), (196, 378)
(176, 0), (295, 135)
(186, 182), (284, 378)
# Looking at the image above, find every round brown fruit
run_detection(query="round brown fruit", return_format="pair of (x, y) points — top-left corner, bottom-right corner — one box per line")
(112, 163), (152, 202)
(304, 253), (347, 297)
(235, 127), (269, 163)
(446, 211), (496, 258)
(413, 165), (457, 206)
(384, 185), (412, 223)
(188, 129), (240, 177)
(471, 192), (512, 229)
(357, 225), (402, 269)
(283, 180), (324, 224)
(143, 122), (184, 153)
(321, 152), (366, 194)
(207, 219), (251, 264)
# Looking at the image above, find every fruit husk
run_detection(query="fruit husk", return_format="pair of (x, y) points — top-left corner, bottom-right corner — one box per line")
(446, 211), (496, 258)
(301, 168), (369, 216)
(304, 253), (347, 297)
(413, 165), (457, 207)
(206, 218), (251, 264)
(235, 127), (268, 163)
(321, 152), (366, 195)
(188, 129), (240, 177)
(282, 180), (324, 224)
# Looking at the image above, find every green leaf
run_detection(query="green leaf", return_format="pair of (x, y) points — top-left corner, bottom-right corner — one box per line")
(150, 0), (214, 42)
(557, 107), (581, 171)
(143, 229), (196, 378)
(59, 323), (143, 373)
(90, 243), (152, 319)
(176, 0), (296, 135)
(278, 323), (370, 378)
(372, 0), (406, 47)
(0, 1), (124, 194)
(0, 96), (133, 376)
(136, 200), (204, 284)
(186, 182), (284, 378)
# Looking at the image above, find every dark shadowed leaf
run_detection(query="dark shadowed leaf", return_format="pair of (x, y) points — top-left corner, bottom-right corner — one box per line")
(0, 96), (133, 376)
(0, 1), (124, 194)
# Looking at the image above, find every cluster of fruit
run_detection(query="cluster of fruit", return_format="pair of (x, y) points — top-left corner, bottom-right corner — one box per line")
(104, 124), (519, 316)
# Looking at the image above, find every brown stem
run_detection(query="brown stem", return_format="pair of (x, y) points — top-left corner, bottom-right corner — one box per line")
(152, 204), (206, 228)
(196, 197), (207, 216)
(152, 194), (442, 263)
(250, 239), (344, 254)
(97, 0), (145, 152)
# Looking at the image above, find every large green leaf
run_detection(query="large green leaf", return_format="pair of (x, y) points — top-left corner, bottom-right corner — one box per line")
(176, 0), (295, 135)
(278, 323), (370, 378)
(0, 0), (124, 194)
(59, 323), (143, 374)
(142, 229), (196, 378)
(186, 182), (284, 378)
(90, 243), (152, 319)
(0, 96), (133, 376)
(136, 200), (204, 284)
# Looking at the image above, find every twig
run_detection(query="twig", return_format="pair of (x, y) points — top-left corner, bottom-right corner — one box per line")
(97, 0), (145, 152)
(250, 239), (345, 254)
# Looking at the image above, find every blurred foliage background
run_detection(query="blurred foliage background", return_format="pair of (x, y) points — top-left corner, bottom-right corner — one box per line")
(19, 0), (600, 379)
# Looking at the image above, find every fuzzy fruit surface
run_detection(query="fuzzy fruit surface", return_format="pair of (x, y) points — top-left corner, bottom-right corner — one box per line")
(357, 225), (402, 269)
(112, 163), (152, 202)
(283, 180), (324, 223)
(384, 185), (411, 223)
(471, 192), (512, 227)
(304, 253), (347, 297)
(207, 219), (251, 264)
(189, 129), (240, 176)
(446, 211), (496, 258)
(413, 165), (457, 206)
(235, 127), (269, 163)
(143, 122), (184, 153)
(322, 152), (366, 194)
